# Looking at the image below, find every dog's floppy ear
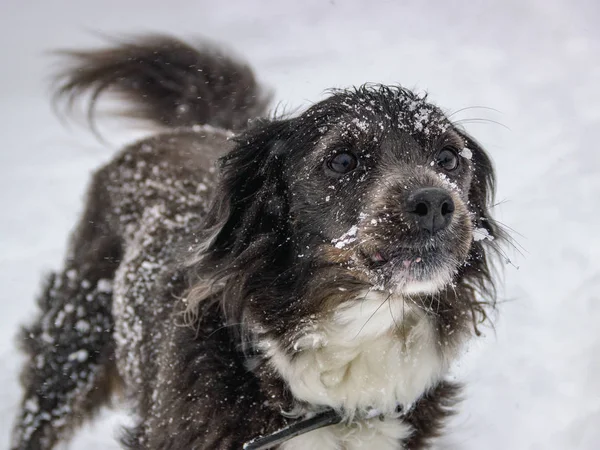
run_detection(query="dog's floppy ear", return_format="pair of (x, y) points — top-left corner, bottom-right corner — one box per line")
(183, 119), (294, 328)
(454, 130), (506, 329)
(203, 119), (293, 260)
(457, 131), (499, 239)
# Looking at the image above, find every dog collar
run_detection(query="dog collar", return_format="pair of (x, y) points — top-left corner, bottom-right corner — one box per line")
(243, 404), (408, 450)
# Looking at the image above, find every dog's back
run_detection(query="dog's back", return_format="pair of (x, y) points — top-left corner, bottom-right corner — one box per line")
(11, 35), (268, 450)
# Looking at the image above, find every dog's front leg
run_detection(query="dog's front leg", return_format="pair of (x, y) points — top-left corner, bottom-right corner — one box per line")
(11, 267), (116, 449)
(11, 198), (122, 450)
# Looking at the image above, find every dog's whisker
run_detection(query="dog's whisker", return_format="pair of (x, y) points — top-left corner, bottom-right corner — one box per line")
(387, 295), (401, 332)
(353, 292), (391, 340)
(447, 105), (501, 119)
(452, 117), (510, 131)
(490, 219), (526, 252)
(401, 294), (407, 341)
(491, 242), (521, 270)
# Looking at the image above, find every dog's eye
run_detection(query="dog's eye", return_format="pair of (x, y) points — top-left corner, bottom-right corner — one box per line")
(436, 147), (459, 171)
(327, 152), (358, 174)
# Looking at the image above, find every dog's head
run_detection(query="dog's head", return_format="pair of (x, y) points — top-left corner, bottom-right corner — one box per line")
(187, 85), (501, 347)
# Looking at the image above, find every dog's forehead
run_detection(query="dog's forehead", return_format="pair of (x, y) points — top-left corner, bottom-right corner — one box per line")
(324, 86), (452, 141)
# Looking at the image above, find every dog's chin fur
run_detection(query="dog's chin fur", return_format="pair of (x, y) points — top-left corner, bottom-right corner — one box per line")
(11, 34), (504, 450)
(387, 265), (457, 296)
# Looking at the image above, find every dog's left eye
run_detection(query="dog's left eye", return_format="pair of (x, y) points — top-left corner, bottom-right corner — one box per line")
(436, 147), (459, 171)
(327, 152), (358, 174)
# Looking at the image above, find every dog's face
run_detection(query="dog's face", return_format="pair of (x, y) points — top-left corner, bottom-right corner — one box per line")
(282, 91), (477, 295)
(192, 85), (498, 339)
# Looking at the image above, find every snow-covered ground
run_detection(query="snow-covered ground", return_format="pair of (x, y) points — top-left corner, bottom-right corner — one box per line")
(1, 0), (599, 448)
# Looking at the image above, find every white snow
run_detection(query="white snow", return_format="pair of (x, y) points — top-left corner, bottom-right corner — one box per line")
(332, 225), (359, 249)
(473, 227), (494, 242)
(1, 1), (599, 449)
(24, 398), (39, 414)
(437, 172), (460, 192)
(96, 279), (113, 294)
(75, 320), (91, 333)
(68, 349), (89, 363)
(459, 147), (473, 160)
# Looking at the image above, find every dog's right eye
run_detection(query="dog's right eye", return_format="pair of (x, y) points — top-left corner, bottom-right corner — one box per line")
(327, 152), (358, 174)
(436, 147), (459, 171)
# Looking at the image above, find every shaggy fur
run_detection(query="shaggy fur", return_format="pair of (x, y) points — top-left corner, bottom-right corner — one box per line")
(11, 34), (503, 450)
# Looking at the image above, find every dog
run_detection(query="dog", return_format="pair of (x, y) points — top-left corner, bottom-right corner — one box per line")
(11, 34), (503, 450)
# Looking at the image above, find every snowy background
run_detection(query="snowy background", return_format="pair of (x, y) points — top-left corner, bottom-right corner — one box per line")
(1, 0), (599, 448)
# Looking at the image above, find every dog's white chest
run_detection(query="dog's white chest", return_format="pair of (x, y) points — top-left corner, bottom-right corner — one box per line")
(263, 290), (447, 448)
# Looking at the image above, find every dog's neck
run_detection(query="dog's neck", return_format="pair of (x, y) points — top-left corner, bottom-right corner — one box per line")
(258, 289), (453, 427)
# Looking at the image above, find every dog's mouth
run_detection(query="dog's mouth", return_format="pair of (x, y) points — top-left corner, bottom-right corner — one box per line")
(357, 244), (455, 293)
(362, 247), (425, 271)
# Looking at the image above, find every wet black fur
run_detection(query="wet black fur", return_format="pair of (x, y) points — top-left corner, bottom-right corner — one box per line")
(12, 34), (503, 450)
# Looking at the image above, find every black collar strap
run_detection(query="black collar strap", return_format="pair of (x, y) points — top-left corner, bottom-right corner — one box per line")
(243, 409), (341, 450)
(243, 405), (408, 450)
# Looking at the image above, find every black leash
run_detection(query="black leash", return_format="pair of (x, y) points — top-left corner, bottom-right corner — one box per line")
(243, 403), (408, 449)
(243, 409), (343, 450)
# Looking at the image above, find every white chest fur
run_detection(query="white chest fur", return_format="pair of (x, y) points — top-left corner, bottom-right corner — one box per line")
(261, 290), (448, 449)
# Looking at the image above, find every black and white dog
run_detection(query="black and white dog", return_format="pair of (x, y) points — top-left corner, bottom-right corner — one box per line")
(11, 35), (503, 450)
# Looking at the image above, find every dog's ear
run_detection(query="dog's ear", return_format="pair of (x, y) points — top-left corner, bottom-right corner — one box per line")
(183, 119), (294, 329)
(203, 119), (293, 260)
(457, 131), (500, 239)
(454, 131), (506, 329)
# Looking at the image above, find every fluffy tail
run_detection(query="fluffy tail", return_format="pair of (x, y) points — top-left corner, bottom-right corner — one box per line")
(53, 34), (270, 131)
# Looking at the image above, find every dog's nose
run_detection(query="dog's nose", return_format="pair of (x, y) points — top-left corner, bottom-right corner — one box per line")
(407, 188), (455, 234)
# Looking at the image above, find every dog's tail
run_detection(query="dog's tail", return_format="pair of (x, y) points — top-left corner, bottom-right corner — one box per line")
(53, 34), (270, 131)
